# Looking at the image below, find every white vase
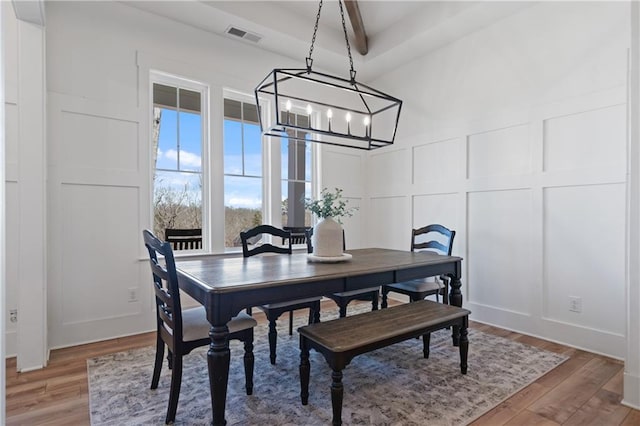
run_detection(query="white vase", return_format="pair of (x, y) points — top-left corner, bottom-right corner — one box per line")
(313, 217), (343, 257)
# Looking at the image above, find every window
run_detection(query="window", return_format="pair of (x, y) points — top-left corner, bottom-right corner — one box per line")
(223, 98), (263, 247)
(151, 75), (207, 247)
(281, 114), (313, 229)
(148, 76), (315, 252)
(223, 96), (315, 249)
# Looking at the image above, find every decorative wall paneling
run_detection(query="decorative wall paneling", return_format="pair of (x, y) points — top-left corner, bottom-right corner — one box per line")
(319, 148), (366, 249)
(370, 87), (627, 359)
(47, 94), (154, 349)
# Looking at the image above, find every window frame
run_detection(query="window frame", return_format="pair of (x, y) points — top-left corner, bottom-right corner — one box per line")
(149, 70), (210, 253)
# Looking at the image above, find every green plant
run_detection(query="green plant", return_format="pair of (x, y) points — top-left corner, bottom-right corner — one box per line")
(304, 188), (357, 223)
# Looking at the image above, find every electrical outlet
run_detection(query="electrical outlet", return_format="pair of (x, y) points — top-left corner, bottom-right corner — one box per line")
(569, 296), (582, 313)
(9, 309), (17, 323)
(128, 287), (138, 303)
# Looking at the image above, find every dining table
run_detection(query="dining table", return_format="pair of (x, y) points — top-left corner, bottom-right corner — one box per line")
(176, 247), (463, 426)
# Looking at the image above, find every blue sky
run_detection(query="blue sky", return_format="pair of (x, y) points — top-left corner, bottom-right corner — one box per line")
(155, 108), (311, 210)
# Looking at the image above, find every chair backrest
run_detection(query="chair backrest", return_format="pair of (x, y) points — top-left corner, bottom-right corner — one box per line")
(165, 228), (202, 251)
(143, 229), (184, 344)
(240, 225), (292, 257)
(411, 224), (455, 256)
(304, 227), (346, 254)
(283, 226), (311, 245)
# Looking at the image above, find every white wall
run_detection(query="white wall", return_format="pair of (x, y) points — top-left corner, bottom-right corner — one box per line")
(1, 0), (6, 419)
(368, 1), (630, 358)
(3, 1), (367, 358)
(3, 0), (48, 370)
(3, 0), (19, 360)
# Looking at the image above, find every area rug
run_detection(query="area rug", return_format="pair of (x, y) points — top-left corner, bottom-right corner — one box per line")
(88, 306), (568, 425)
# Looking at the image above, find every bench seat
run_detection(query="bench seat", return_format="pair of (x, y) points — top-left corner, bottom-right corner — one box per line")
(298, 299), (470, 425)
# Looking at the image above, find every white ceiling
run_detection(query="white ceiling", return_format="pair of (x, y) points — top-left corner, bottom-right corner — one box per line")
(123, 1), (535, 81)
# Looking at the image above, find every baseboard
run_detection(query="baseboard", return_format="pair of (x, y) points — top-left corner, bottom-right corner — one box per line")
(622, 371), (640, 410)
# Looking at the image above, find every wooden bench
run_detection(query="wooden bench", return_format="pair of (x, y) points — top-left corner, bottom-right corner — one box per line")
(298, 299), (470, 425)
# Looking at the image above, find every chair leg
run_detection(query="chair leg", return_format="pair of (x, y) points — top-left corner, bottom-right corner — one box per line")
(371, 291), (379, 311)
(151, 334), (164, 389)
(339, 301), (347, 318)
(423, 333), (431, 359)
(243, 336), (254, 395)
(312, 301), (321, 323)
(289, 310), (294, 336)
(268, 317), (278, 365)
(381, 287), (389, 309)
(443, 281), (449, 305)
(167, 350), (173, 370)
(165, 354), (183, 424)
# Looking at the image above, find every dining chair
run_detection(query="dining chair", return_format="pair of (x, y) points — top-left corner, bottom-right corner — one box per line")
(381, 224), (456, 308)
(165, 228), (202, 250)
(305, 228), (380, 317)
(240, 224), (322, 365)
(143, 229), (256, 424)
(283, 226), (311, 245)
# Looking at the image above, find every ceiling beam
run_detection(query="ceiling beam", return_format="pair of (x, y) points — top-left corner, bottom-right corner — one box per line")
(344, 0), (368, 56)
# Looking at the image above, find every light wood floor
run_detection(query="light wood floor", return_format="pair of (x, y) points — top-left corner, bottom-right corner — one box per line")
(6, 301), (640, 426)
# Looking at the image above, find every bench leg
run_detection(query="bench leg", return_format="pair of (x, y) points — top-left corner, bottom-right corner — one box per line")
(381, 287), (389, 309)
(459, 318), (469, 374)
(422, 333), (431, 359)
(300, 338), (310, 405)
(331, 370), (344, 426)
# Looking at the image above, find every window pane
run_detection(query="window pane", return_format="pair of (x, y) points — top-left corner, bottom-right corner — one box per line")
(178, 111), (202, 172)
(179, 88), (201, 113)
(224, 175), (263, 248)
(243, 122), (262, 176)
(156, 108), (178, 170)
(281, 179), (311, 228)
(153, 83), (177, 108)
(224, 98), (242, 120)
(281, 137), (288, 178)
(224, 120), (243, 174)
(153, 170), (203, 240)
(305, 138), (312, 181)
(243, 102), (259, 123)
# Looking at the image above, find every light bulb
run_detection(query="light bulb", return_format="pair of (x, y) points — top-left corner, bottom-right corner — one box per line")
(306, 104), (312, 115)
(327, 109), (333, 119)
(286, 100), (292, 111)
(364, 116), (371, 126)
(345, 112), (352, 123)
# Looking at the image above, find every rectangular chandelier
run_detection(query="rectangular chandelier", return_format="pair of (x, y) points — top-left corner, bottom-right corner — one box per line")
(255, 67), (402, 150)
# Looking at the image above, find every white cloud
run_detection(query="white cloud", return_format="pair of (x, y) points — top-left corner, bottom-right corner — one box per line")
(164, 149), (201, 168)
(228, 197), (261, 209)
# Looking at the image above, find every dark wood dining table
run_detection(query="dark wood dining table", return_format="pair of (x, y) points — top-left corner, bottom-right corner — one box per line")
(176, 247), (463, 426)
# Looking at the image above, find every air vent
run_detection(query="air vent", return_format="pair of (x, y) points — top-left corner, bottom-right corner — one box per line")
(225, 26), (262, 43)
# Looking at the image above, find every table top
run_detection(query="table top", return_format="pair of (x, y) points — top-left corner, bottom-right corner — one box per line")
(177, 248), (462, 294)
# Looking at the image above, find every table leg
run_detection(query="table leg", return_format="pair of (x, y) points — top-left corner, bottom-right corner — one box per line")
(208, 324), (230, 426)
(449, 276), (463, 308)
(449, 275), (463, 346)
